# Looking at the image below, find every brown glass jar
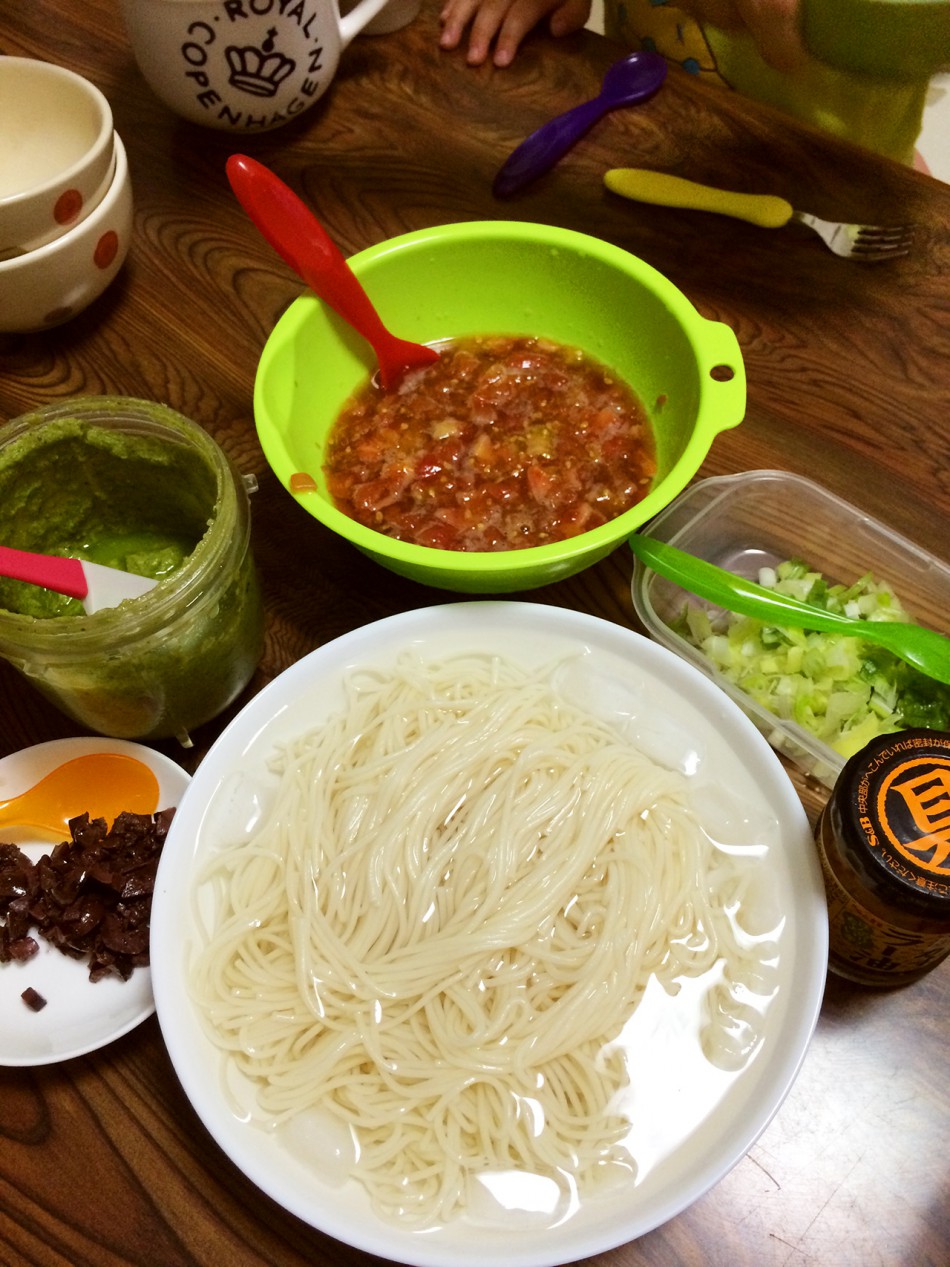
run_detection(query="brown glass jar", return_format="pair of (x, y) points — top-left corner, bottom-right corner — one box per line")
(815, 729), (950, 987)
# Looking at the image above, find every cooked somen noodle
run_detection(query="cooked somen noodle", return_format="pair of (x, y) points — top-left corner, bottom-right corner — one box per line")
(191, 653), (777, 1226)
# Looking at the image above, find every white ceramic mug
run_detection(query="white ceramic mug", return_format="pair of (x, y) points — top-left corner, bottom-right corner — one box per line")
(118, 0), (396, 131)
(346, 0), (422, 35)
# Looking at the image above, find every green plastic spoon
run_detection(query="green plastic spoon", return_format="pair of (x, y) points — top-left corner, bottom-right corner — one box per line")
(629, 534), (950, 687)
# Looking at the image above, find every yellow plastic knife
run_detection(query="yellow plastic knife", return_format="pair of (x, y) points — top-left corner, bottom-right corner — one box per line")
(604, 168), (794, 229)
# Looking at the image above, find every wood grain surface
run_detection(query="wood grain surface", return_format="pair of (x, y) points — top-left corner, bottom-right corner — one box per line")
(1, 3), (948, 1264)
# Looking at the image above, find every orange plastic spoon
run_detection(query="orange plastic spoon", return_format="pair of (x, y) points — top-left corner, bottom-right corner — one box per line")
(0, 753), (160, 840)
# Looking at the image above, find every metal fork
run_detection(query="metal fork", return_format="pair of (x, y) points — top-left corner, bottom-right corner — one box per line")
(604, 169), (915, 262)
(790, 211), (914, 261)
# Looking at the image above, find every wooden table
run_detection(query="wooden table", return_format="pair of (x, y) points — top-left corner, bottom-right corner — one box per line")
(2, 3), (949, 1264)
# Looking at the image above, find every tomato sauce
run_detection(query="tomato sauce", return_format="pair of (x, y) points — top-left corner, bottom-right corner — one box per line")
(323, 335), (656, 552)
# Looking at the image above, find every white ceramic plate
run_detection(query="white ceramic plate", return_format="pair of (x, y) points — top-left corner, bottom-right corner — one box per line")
(0, 736), (190, 1067)
(151, 602), (828, 1266)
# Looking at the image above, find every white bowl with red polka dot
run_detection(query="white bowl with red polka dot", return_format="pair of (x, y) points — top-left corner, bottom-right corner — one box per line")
(0, 57), (116, 261)
(0, 131), (132, 333)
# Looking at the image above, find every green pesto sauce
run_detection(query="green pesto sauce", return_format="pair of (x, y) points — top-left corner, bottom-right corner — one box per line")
(81, 530), (193, 577)
(0, 420), (213, 618)
(0, 411), (264, 741)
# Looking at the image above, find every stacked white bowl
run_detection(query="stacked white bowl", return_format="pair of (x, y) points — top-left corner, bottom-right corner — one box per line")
(0, 57), (133, 332)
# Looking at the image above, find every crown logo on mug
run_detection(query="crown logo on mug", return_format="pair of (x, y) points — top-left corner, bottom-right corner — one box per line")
(225, 30), (295, 100)
(118, 0), (410, 132)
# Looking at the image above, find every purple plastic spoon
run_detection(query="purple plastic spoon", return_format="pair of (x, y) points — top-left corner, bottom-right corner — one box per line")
(493, 51), (667, 198)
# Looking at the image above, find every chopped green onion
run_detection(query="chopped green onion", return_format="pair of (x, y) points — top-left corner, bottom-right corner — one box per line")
(671, 559), (950, 759)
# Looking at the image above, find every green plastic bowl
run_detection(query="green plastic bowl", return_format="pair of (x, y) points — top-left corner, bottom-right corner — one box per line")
(253, 221), (745, 592)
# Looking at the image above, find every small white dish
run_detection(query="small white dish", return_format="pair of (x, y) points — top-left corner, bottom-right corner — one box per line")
(0, 736), (190, 1067)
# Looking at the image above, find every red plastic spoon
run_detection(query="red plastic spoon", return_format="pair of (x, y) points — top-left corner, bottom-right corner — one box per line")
(226, 154), (439, 392)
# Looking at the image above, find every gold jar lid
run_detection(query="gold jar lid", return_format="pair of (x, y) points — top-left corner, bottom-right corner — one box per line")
(831, 729), (950, 921)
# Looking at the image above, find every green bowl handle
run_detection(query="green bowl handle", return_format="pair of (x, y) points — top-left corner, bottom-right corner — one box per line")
(694, 317), (746, 435)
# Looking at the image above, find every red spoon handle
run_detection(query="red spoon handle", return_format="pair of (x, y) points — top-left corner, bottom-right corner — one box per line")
(226, 154), (435, 389)
(0, 545), (87, 599)
(226, 155), (385, 338)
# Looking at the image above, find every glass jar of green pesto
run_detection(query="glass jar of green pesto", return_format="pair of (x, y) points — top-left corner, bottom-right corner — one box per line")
(0, 397), (264, 744)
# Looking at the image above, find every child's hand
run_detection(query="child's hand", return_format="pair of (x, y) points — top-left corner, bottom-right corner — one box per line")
(679, 0), (806, 72)
(439, 0), (592, 67)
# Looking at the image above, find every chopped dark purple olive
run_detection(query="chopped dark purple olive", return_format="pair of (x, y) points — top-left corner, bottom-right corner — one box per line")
(0, 808), (174, 982)
(21, 986), (47, 1011)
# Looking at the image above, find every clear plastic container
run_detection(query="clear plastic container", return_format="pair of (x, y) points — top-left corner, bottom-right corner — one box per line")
(0, 397), (264, 744)
(630, 469), (950, 788)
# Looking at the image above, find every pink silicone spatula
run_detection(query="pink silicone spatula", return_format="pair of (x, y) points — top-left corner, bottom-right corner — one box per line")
(0, 544), (157, 614)
(226, 153), (439, 392)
